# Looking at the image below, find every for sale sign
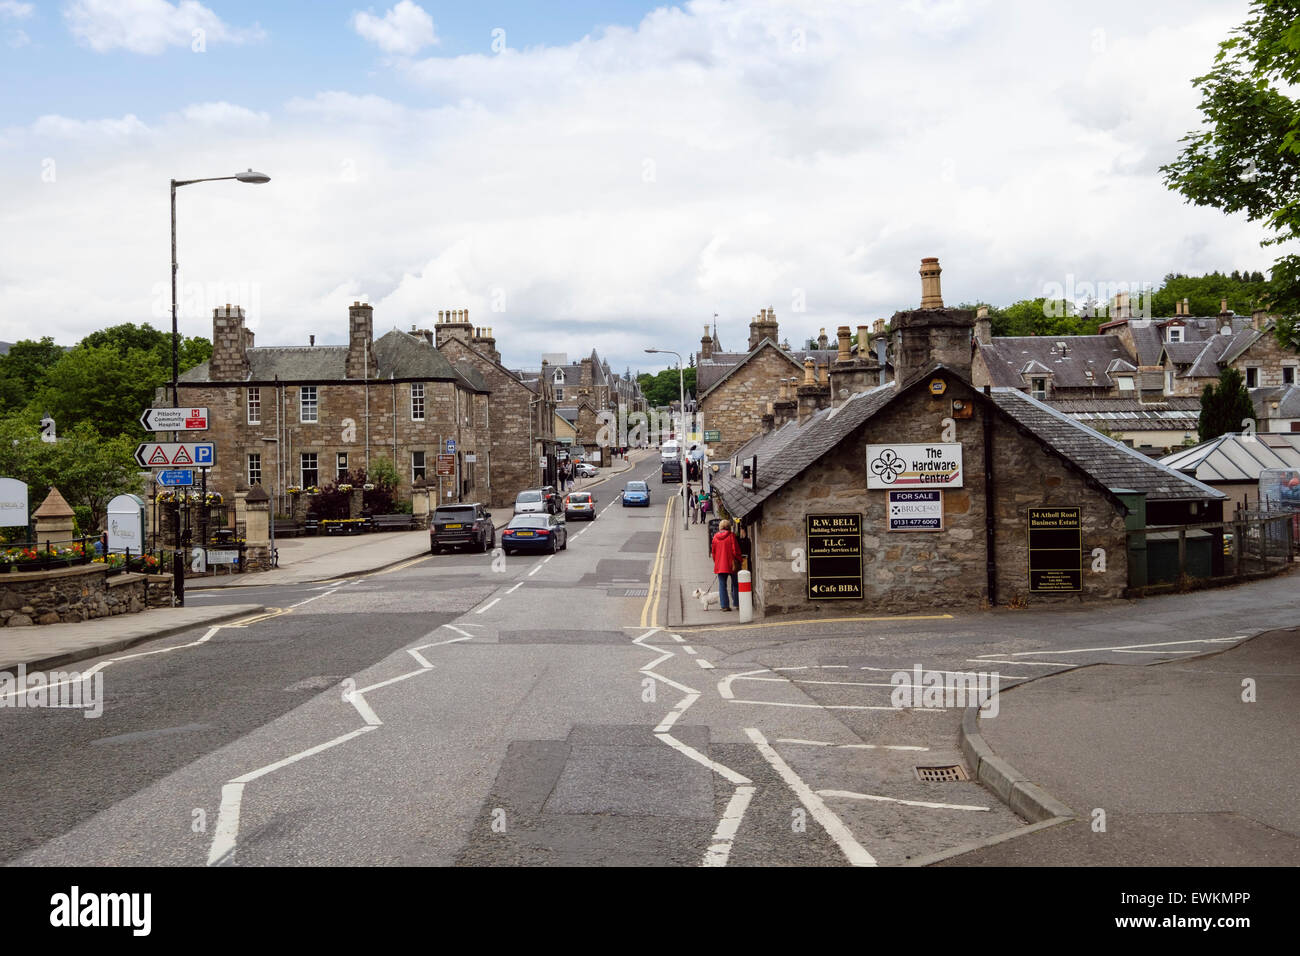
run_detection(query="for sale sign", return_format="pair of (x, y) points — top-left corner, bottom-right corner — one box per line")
(888, 490), (943, 531)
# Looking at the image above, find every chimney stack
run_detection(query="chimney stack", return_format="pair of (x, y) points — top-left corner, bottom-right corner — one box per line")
(346, 301), (377, 379)
(700, 323), (714, 361)
(889, 257), (975, 387)
(974, 305), (992, 346)
(1219, 297), (1230, 317)
(920, 257), (943, 308)
(210, 303), (250, 381)
(309, 334), (315, 347)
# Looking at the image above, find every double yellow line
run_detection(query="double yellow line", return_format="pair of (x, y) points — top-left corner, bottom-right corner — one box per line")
(640, 495), (676, 628)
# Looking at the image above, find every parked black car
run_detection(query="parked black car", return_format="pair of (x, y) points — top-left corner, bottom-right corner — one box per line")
(430, 503), (495, 553)
(501, 513), (568, 554)
(661, 459), (682, 483)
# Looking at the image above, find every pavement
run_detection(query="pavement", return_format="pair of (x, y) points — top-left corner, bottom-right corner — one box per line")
(941, 626), (1300, 865)
(667, 493), (732, 627)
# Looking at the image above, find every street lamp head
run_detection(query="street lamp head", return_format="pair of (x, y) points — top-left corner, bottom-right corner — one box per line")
(644, 348), (659, 354)
(235, 169), (271, 184)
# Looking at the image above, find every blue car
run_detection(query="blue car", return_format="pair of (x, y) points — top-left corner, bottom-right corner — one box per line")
(622, 480), (650, 507)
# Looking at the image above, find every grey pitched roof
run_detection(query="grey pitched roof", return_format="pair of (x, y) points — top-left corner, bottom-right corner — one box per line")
(698, 338), (808, 400)
(712, 368), (1223, 520)
(451, 359), (490, 392)
(556, 407), (579, 424)
(371, 330), (465, 381)
(711, 382), (898, 519)
(1048, 397), (1200, 434)
(1160, 432), (1300, 482)
(1253, 384), (1300, 419)
(991, 389), (1224, 501)
(977, 336), (1134, 388)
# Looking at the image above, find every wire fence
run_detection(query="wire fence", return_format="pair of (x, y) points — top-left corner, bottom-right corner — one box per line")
(1125, 511), (1295, 593)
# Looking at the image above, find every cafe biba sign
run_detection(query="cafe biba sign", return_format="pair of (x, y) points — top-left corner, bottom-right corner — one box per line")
(867, 444), (962, 489)
(806, 513), (863, 600)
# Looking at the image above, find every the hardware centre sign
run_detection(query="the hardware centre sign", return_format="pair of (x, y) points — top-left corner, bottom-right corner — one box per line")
(867, 443), (963, 488)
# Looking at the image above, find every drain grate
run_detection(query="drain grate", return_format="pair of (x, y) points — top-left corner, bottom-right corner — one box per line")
(623, 587), (649, 597)
(915, 765), (969, 783)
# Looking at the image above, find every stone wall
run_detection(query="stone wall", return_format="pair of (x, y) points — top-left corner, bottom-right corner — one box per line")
(172, 374), (486, 511)
(437, 338), (554, 508)
(747, 377), (1130, 615)
(700, 345), (803, 459)
(1, 565), (173, 627)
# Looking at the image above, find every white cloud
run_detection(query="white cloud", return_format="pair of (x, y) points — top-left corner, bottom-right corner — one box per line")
(0, 2), (33, 19)
(1, 0), (1281, 372)
(352, 1), (437, 56)
(6, 27), (28, 46)
(176, 101), (270, 128)
(63, 0), (265, 54)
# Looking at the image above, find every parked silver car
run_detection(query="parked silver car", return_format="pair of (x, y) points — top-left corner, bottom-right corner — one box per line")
(514, 489), (549, 515)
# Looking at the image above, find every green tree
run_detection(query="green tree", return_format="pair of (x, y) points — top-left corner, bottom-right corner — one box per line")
(0, 412), (140, 531)
(1198, 367), (1257, 442)
(0, 337), (66, 414)
(637, 367), (696, 406)
(1161, 1), (1300, 312)
(36, 343), (167, 438)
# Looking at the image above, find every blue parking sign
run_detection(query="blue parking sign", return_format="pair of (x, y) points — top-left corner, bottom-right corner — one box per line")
(445, 439), (456, 453)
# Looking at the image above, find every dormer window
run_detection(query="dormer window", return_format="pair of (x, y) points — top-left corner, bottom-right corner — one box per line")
(1167, 326), (1183, 343)
(1031, 377), (1047, 401)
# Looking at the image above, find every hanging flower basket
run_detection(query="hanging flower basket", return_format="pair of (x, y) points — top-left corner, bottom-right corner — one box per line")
(337, 484), (353, 493)
(306, 486), (321, 495)
(287, 487), (303, 496)
(363, 482), (375, 491)
(203, 492), (224, 505)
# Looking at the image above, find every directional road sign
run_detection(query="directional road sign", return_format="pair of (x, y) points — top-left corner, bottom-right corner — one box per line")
(157, 469), (195, 487)
(140, 407), (209, 432)
(134, 442), (216, 468)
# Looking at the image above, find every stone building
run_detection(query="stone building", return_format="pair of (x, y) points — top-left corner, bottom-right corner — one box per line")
(427, 309), (560, 506)
(697, 309), (876, 459)
(173, 303), (492, 515)
(711, 259), (1224, 617)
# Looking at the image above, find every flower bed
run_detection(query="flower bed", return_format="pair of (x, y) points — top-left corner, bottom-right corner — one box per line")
(1, 542), (91, 573)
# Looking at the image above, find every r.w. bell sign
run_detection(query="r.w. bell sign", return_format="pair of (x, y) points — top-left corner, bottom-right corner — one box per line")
(867, 443), (963, 489)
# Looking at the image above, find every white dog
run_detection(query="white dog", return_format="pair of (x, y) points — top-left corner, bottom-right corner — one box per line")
(692, 586), (721, 610)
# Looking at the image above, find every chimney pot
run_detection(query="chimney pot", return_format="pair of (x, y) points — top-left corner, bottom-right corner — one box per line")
(836, 325), (852, 362)
(803, 357), (816, 386)
(309, 334), (315, 347)
(919, 257), (943, 309)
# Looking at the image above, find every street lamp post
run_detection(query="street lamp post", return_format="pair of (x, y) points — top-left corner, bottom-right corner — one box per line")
(169, 168), (270, 606)
(645, 348), (688, 530)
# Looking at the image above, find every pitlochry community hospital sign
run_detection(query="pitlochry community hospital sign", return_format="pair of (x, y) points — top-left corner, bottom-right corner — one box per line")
(866, 444), (963, 489)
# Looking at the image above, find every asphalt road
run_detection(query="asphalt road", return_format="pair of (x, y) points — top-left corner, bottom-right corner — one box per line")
(3, 455), (1297, 866)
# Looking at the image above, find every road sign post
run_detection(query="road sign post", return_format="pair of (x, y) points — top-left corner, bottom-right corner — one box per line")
(140, 407), (209, 432)
(134, 442), (216, 468)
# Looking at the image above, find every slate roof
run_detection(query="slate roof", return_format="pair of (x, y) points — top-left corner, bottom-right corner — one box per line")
(1047, 397), (1200, 434)
(1252, 384), (1300, 419)
(179, 329), (466, 383)
(976, 336), (1134, 388)
(697, 340), (839, 399)
(711, 366), (1223, 520)
(990, 389), (1223, 501)
(1160, 432), (1300, 482)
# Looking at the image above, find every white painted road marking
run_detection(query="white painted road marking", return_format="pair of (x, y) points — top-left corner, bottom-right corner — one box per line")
(476, 598), (501, 614)
(702, 785), (756, 867)
(818, 789), (990, 812)
(747, 728), (876, 867)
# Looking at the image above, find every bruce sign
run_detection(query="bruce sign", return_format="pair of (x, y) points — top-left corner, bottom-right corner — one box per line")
(867, 443), (962, 489)
(888, 490), (943, 531)
(806, 513), (862, 600)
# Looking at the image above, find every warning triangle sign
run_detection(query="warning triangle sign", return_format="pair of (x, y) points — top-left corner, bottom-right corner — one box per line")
(148, 446), (170, 465)
(171, 446), (193, 464)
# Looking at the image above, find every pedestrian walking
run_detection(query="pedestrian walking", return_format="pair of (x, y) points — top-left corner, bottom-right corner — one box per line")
(686, 484), (697, 523)
(710, 518), (742, 611)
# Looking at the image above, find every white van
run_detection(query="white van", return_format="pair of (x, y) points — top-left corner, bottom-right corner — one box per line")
(660, 440), (680, 461)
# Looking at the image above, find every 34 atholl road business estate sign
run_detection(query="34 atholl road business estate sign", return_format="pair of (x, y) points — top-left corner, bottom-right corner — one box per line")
(806, 513), (863, 600)
(1027, 507), (1083, 592)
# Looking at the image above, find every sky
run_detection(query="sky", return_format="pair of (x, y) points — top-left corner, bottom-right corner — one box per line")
(0, 0), (1280, 374)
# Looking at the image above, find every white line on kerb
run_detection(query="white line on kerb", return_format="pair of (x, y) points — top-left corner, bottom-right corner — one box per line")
(818, 789), (990, 812)
(973, 637), (1241, 657)
(702, 785), (756, 867)
(746, 728), (876, 867)
(506, 583), (522, 594)
(476, 598), (501, 614)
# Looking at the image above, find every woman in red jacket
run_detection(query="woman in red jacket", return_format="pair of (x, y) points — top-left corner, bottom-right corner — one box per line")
(710, 518), (742, 611)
